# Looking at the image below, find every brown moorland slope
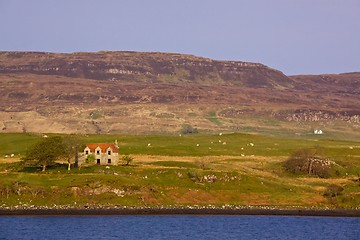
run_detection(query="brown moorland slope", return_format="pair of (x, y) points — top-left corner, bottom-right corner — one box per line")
(0, 51), (359, 137)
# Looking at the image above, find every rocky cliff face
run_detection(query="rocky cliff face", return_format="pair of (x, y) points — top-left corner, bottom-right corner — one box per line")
(0, 51), (359, 136)
(0, 51), (290, 88)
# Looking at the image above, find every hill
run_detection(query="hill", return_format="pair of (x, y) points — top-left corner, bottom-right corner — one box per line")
(0, 51), (359, 138)
(0, 132), (359, 209)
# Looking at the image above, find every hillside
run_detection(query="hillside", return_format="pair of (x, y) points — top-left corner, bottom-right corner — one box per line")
(0, 51), (359, 137)
(1, 132), (359, 210)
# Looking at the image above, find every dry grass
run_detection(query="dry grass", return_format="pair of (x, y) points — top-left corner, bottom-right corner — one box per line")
(0, 157), (21, 163)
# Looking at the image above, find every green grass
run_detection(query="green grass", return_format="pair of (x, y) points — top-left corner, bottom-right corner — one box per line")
(205, 111), (222, 125)
(1, 132), (359, 158)
(89, 112), (103, 120)
(0, 163), (338, 207)
(0, 132), (359, 208)
(0, 133), (42, 156)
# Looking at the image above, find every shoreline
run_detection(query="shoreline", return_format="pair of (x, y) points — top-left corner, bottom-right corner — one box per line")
(1, 207), (360, 217)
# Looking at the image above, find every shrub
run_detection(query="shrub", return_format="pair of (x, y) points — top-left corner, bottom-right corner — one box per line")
(122, 155), (134, 166)
(86, 154), (95, 164)
(283, 148), (343, 178)
(187, 169), (202, 182)
(195, 159), (209, 170)
(181, 124), (199, 134)
(323, 184), (344, 197)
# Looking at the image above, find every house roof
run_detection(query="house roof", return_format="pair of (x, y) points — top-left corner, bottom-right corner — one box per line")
(85, 143), (119, 153)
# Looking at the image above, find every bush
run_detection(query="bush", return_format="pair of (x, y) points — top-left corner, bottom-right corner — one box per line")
(323, 184), (344, 197)
(86, 155), (95, 164)
(195, 159), (209, 170)
(283, 148), (343, 178)
(187, 169), (202, 182)
(122, 155), (134, 166)
(181, 124), (199, 134)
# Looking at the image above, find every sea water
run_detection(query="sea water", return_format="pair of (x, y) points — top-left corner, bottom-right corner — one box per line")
(0, 215), (359, 240)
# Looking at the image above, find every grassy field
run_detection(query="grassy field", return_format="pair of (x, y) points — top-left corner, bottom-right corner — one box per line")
(0, 132), (359, 209)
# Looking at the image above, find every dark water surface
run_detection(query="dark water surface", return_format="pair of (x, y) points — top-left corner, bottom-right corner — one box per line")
(0, 215), (359, 240)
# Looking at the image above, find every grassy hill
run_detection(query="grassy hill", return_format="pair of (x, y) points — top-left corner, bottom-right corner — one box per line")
(0, 132), (359, 209)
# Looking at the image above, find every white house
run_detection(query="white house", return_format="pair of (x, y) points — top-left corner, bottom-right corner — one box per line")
(314, 129), (323, 135)
(83, 143), (119, 165)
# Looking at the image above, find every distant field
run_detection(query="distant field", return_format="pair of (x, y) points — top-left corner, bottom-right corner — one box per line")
(1, 132), (359, 158)
(0, 132), (359, 209)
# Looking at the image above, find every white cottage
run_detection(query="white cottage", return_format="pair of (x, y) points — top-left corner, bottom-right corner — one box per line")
(83, 143), (119, 165)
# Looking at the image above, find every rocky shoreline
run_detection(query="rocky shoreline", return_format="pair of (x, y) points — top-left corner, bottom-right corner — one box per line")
(1, 206), (360, 217)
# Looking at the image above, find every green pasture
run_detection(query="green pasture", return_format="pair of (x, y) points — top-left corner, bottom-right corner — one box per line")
(1, 162), (359, 208)
(0, 132), (359, 208)
(0, 132), (359, 159)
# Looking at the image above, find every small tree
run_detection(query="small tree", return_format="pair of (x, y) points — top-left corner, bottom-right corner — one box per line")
(122, 155), (134, 166)
(22, 136), (66, 172)
(63, 135), (82, 170)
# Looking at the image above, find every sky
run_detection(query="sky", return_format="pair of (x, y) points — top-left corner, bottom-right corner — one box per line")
(0, 0), (359, 75)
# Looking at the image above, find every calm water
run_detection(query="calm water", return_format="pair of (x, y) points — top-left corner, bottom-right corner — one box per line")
(0, 215), (359, 240)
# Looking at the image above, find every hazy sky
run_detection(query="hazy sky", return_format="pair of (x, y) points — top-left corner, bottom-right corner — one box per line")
(1, 0), (359, 75)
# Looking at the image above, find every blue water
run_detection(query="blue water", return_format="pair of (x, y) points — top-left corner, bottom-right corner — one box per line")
(0, 215), (359, 240)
